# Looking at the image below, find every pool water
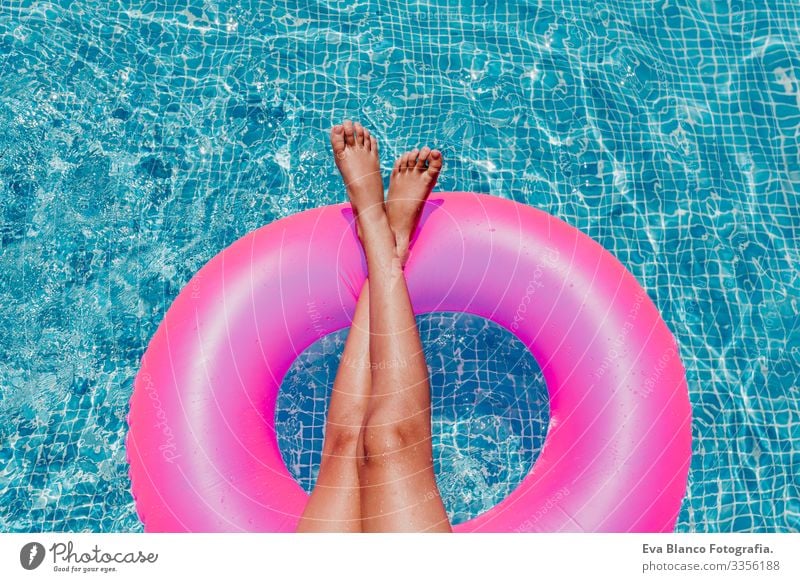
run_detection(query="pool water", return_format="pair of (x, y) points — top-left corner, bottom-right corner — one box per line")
(1, 0), (798, 532)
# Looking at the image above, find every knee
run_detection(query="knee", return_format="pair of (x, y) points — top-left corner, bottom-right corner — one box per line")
(360, 409), (429, 462)
(323, 425), (362, 459)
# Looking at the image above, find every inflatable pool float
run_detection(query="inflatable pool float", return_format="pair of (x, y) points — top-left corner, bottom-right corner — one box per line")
(126, 192), (692, 532)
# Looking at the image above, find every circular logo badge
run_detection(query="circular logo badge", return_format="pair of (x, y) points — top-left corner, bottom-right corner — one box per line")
(20, 542), (46, 570)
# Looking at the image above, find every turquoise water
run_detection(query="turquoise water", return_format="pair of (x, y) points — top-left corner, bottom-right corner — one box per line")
(1, 0), (798, 532)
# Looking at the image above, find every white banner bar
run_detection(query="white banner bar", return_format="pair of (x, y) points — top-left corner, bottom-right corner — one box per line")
(2, 533), (798, 581)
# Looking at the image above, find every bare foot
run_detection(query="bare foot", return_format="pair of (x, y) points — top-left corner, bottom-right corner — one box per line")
(385, 146), (443, 265)
(330, 120), (383, 224)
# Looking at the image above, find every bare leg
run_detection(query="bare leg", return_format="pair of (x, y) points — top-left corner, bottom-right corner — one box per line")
(296, 121), (381, 532)
(354, 146), (450, 532)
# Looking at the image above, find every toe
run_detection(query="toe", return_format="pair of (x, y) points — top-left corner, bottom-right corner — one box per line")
(343, 120), (356, 146)
(362, 126), (371, 149)
(399, 152), (411, 170)
(392, 154), (402, 173)
(354, 121), (364, 146)
(416, 146), (431, 169)
(427, 149), (443, 176)
(406, 149), (419, 169)
(330, 125), (346, 157)
(370, 135), (378, 155)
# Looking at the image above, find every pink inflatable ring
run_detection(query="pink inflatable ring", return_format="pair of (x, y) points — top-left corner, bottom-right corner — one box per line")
(127, 192), (691, 532)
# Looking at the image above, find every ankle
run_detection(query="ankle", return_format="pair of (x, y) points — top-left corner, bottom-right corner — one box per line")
(355, 201), (389, 226)
(348, 187), (382, 214)
(393, 232), (410, 266)
(356, 206), (392, 246)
